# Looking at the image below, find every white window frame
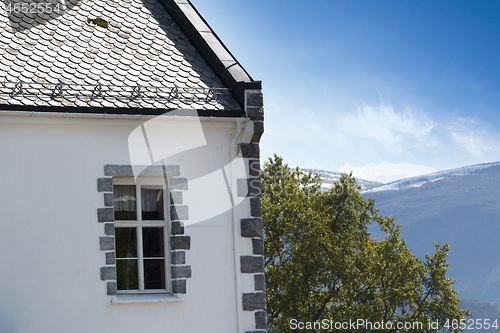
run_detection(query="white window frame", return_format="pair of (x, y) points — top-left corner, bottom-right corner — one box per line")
(113, 177), (171, 294)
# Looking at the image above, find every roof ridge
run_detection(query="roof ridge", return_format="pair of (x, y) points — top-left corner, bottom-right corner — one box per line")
(158, 0), (261, 108)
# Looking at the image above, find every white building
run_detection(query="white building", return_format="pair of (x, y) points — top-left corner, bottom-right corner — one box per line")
(0, 0), (265, 332)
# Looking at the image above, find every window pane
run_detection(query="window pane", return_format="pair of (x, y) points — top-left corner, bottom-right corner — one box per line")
(115, 227), (137, 258)
(116, 259), (139, 290)
(142, 227), (165, 257)
(114, 185), (137, 220)
(144, 259), (166, 290)
(141, 186), (164, 220)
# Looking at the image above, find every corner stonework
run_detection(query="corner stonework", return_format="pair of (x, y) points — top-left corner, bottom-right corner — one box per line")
(97, 165), (191, 296)
(241, 89), (267, 333)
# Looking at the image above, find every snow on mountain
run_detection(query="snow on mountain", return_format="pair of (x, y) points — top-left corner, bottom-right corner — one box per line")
(301, 162), (500, 312)
(363, 161), (500, 193)
(361, 161), (500, 308)
(301, 168), (382, 191)
(303, 162), (500, 313)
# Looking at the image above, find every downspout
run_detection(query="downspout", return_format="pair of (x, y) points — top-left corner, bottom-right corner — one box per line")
(230, 120), (244, 333)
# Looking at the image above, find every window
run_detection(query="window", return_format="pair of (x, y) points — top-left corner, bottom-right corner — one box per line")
(113, 181), (170, 293)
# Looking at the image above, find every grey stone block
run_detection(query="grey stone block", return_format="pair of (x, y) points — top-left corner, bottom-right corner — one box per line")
(100, 266), (116, 280)
(242, 292), (266, 311)
(170, 236), (191, 250)
(104, 164), (180, 177)
(104, 193), (114, 207)
(246, 92), (263, 107)
(97, 208), (114, 222)
(255, 311), (267, 329)
(238, 178), (261, 197)
(252, 238), (264, 255)
(171, 251), (186, 264)
(248, 178), (261, 197)
(247, 107), (264, 121)
(97, 178), (112, 192)
(104, 223), (114, 236)
(238, 143), (260, 159)
(254, 274), (266, 291)
(104, 165), (134, 177)
(170, 178), (188, 190)
(105, 252), (115, 265)
(170, 191), (183, 204)
(171, 265), (192, 279)
(241, 218), (263, 238)
(171, 221), (185, 235)
(100, 237), (115, 251)
(250, 197), (262, 217)
(172, 279), (186, 294)
(241, 256), (264, 273)
(249, 160), (261, 177)
(170, 205), (188, 221)
(107, 281), (117, 295)
(251, 122), (264, 143)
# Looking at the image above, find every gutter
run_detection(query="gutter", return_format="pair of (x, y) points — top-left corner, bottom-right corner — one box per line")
(0, 110), (246, 122)
(0, 103), (246, 118)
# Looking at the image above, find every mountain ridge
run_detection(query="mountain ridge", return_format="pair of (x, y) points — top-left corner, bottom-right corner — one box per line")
(304, 161), (500, 310)
(363, 161), (500, 193)
(301, 168), (382, 191)
(362, 162), (500, 308)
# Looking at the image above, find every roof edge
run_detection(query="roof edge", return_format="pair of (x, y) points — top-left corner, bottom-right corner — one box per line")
(0, 104), (245, 118)
(158, 0), (261, 108)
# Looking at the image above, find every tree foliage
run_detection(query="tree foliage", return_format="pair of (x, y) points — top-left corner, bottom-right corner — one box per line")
(262, 155), (469, 332)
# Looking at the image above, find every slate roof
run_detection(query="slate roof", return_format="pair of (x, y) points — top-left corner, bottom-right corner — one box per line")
(0, 0), (248, 113)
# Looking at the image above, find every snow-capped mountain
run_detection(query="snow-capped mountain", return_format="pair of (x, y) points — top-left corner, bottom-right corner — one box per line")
(360, 162), (500, 308)
(301, 168), (382, 191)
(305, 162), (500, 322)
(363, 161), (500, 193)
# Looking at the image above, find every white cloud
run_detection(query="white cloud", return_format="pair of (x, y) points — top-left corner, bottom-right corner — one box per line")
(447, 117), (493, 156)
(451, 132), (490, 156)
(338, 161), (437, 183)
(336, 103), (435, 152)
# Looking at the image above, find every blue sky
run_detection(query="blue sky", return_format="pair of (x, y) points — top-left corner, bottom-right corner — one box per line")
(192, 0), (500, 183)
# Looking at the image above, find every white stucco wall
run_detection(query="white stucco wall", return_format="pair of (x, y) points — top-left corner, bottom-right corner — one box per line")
(0, 113), (255, 333)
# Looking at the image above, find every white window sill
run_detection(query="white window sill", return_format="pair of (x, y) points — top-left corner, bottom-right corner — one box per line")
(111, 294), (185, 305)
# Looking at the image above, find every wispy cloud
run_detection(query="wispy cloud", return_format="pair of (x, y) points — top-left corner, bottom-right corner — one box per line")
(291, 102), (437, 155)
(337, 103), (435, 152)
(451, 132), (490, 156)
(339, 104), (434, 144)
(447, 117), (493, 157)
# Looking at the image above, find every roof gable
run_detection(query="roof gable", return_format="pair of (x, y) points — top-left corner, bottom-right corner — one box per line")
(0, 0), (255, 114)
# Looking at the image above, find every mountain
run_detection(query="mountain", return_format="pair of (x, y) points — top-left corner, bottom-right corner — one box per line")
(363, 161), (500, 193)
(360, 162), (500, 307)
(303, 162), (500, 327)
(460, 299), (500, 332)
(302, 169), (382, 191)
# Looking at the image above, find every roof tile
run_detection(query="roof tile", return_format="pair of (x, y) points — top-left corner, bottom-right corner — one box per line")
(24, 64), (38, 73)
(37, 64), (51, 74)
(52, 67), (64, 74)
(4, 52), (17, 62)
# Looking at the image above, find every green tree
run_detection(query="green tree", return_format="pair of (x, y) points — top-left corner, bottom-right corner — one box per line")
(262, 155), (469, 332)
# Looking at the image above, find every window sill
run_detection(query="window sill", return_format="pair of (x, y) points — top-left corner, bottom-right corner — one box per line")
(111, 294), (185, 305)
